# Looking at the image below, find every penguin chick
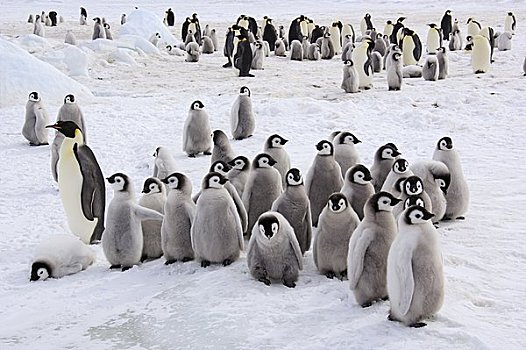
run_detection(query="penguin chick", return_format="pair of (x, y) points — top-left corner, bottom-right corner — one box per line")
(65, 30), (77, 45)
(182, 100), (212, 157)
(22, 91), (49, 146)
(432, 137), (469, 220)
(436, 47), (449, 80)
(321, 33), (335, 59)
(247, 211), (303, 288)
(92, 17), (106, 40)
(102, 173), (164, 271)
(201, 36), (215, 54)
(341, 60), (360, 93)
(149, 32), (161, 46)
(410, 160), (450, 222)
(161, 172), (196, 264)
(251, 41), (265, 69)
(263, 134), (291, 187)
(231, 86), (255, 140)
(305, 140), (343, 227)
(348, 192), (401, 307)
(341, 164), (375, 221)
(271, 168), (312, 255)
(313, 193), (359, 279)
(139, 177), (166, 261)
(104, 23), (113, 40)
(30, 234), (95, 281)
(185, 41), (200, 62)
(275, 39), (286, 57)
(381, 158), (413, 196)
(334, 131), (362, 177)
(392, 175), (433, 219)
(370, 143), (401, 192)
(290, 40), (303, 61)
(211, 129), (236, 164)
(152, 146), (177, 181)
(227, 155), (251, 198)
(387, 205), (444, 327)
(422, 54), (439, 81)
(387, 50), (403, 91)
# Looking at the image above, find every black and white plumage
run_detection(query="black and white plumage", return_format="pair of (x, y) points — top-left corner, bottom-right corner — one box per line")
(262, 18), (277, 51)
(341, 164), (375, 221)
(33, 15), (45, 37)
(139, 177), (166, 261)
(441, 10), (452, 41)
(370, 143), (401, 192)
(437, 47), (449, 79)
(392, 175), (433, 219)
(352, 39), (374, 89)
(320, 33), (335, 60)
(382, 158), (413, 196)
(387, 49), (403, 90)
(80, 7), (87, 25)
(234, 29), (254, 77)
(227, 155), (251, 198)
(263, 134), (291, 187)
(411, 160), (450, 222)
(348, 192), (400, 307)
(422, 55), (439, 81)
(92, 17), (106, 40)
(104, 23), (113, 40)
(30, 234), (95, 281)
(247, 212), (303, 288)
(334, 131), (361, 177)
(211, 130), (236, 164)
(251, 41), (265, 69)
(183, 101), (212, 157)
(341, 60), (359, 93)
(271, 168), (312, 255)
(22, 91), (49, 146)
(231, 86), (255, 140)
(165, 8), (175, 26)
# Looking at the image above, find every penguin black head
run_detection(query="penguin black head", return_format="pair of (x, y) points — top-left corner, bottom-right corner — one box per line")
(239, 86), (251, 96)
(403, 176), (424, 196)
(285, 168), (303, 187)
(162, 172), (186, 190)
(212, 129), (229, 145)
(192, 13), (198, 20)
(28, 91), (40, 102)
(404, 195), (426, 210)
(323, 32), (331, 38)
(104, 23), (111, 29)
(203, 172), (228, 189)
(377, 143), (400, 160)
(228, 156), (250, 171)
(348, 164), (373, 184)
(434, 173), (451, 195)
(428, 23), (437, 28)
(93, 17), (101, 23)
(445, 10), (451, 15)
(327, 193), (348, 213)
(258, 213), (280, 240)
(365, 13), (371, 19)
(316, 140), (334, 156)
(437, 136), (453, 150)
(142, 177), (163, 194)
(336, 131), (361, 145)
(508, 12), (513, 16)
(210, 160), (231, 175)
(30, 261), (51, 281)
(392, 51), (402, 61)
(107, 173), (130, 192)
(166, 45), (172, 51)
(397, 17), (406, 23)
(185, 17), (191, 23)
(191, 100), (204, 110)
(371, 191), (401, 212)
(393, 159), (409, 174)
(64, 94), (75, 104)
(344, 59), (354, 67)
(437, 47), (446, 54)
(46, 120), (81, 138)
(404, 205), (434, 225)
(253, 153), (277, 168)
(386, 20), (392, 25)
(36, 15), (40, 20)
(267, 134), (288, 148)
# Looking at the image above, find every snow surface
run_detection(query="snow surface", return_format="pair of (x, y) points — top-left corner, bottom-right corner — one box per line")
(1, 1), (526, 349)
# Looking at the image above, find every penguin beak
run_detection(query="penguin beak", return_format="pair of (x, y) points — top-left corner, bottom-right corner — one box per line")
(227, 160), (236, 167)
(282, 139), (289, 144)
(354, 138), (362, 144)
(364, 174), (373, 182)
(423, 210), (435, 221)
(392, 150), (401, 157)
(45, 124), (59, 130)
(315, 142), (324, 151)
(268, 158), (277, 166)
(441, 187), (448, 195)
(391, 198), (402, 206)
(219, 177), (228, 185)
(161, 178), (169, 184)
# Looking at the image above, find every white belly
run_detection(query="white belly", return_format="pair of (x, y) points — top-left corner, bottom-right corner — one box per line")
(427, 31), (439, 53)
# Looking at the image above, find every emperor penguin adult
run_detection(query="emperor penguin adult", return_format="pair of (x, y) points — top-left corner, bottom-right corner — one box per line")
(382, 158), (413, 195)
(271, 168), (312, 255)
(330, 22), (342, 54)
(165, 8), (175, 26)
(46, 121), (105, 245)
(401, 28), (422, 66)
(263, 18), (278, 51)
(227, 155), (251, 197)
(467, 18), (482, 37)
(361, 13), (374, 36)
(30, 234), (96, 281)
(441, 10), (452, 41)
(243, 153), (283, 237)
(334, 131), (362, 177)
(189, 13), (202, 43)
(230, 86), (255, 140)
(182, 100), (212, 157)
(120, 14), (127, 25)
(370, 143), (401, 192)
(234, 29), (255, 77)
(505, 12), (516, 35)
(22, 91), (49, 146)
(426, 23), (442, 54)
(341, 164), (375, 221)
(79, 7), (87, 25)
(65, 30), (77, 45)
(387, 49), (403, 90)
(411, 160), (450, 222)
(320, 33), (335, 59)
(348, 192), (401, 307)
(247, 211), (303, 288)
(390, 17), (406, 44)
(92, 17), (106, 40)
(471, 35), (491, 74)
(305, 140), (344, 227)
(387, 205), (444, 327)
(192, 172), (244, 267)
(342, 24), (356, 45)
(479, 26), (495, 62)
(392, 175), (433, 219)
(263, 134), (291, 187)
(103, 173), (163, 271)
(341, 60), (360, 93)
(211, 129), (236, 164)
(313, 193), (359, 279)
(422, 54), (439, 81)
(352, 38), (374, 89)
(384, 20), (394, 37)
(437, 47), (449, 79)
(161, 172), (196, 264)
(152, 146), (177, 181)
(523, 56), (526, 76)
(139, 177), (166, 261)
(432, 136), (469, 220)
(33, 15), (45, 37)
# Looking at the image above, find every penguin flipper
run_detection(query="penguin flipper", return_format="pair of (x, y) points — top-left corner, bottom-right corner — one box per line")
(348, 228), (375, 289)
(228, 185), (248, 232)
(227, 200), (244, 251)
(287, 226), (303, 270)
(394, 244), (415, 316)
(133, 204), (164, 221)
(74, 144), (105, 223)
(304, 203), (313, 250)
(413, 36), (422, 62)
(34, 107), (49, 144)
(230, 97), (240, 136)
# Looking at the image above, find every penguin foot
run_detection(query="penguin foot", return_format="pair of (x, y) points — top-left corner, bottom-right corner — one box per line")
(283, 280), (296, 288)
(409, 322), (427, 328)
(109, 264), (121, 269)
(382, 296), (389, 301)
(201, 260), (211, 268)
(140, 256), (148, 263)
(182, 257), (193, 263)
(387, 313), (398, 322)
(433, 222), (440, 228)
(203, 151), (212, 155)
(121, 266), (132, 272)
(188, 154), (197, 158)
(222, 62), (232, 68)
(164, 259), (176, 265)
(456, 216), (465, 220)
(339, 270), (347, 280)
(239, 73), (255, 77)
(258, 277), (271, 286)
(222, 259), (233, 266)
(442, 217), (452, 221)
(361, 302), (373, 308)
(325, 271), (335, 279)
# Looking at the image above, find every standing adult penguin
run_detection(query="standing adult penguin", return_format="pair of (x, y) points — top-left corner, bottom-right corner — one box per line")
(247, 211), (303, 288)
(51, 94), (87, 182)
(441, 10), (452, 41)
(192, 172), (244, 267)
(211, 130), (236, 164)
(467, 18), (482, 37)
(121, 14), (127, 25)
(288, 16), (304, 44)
(387, 49), (403, 90)
(263, 134), (291, 187)
(181, 17), (191, 41)
(48, 11), (58, 26)
(189, 13), (202, 44)
(387, 205), (444, 327)
(313, 193), (359, 279)
(352, 38), (374, 89)
(223, 26), (236, 67)
(320, 33), (335, 59)
(231, 86), (255, 140)
(46, 121), (105, 244)
(432, 137), (469, 220)
(152, 146), (177, 181)
(271, 168), (312, 255)
(234, 28), (254, 77)
(384, 20), (394, 37)
(80, 7), (87, 25)
(161, 172), (196, 264)
(329, 22), (343, 54)
(437, 47), (449, 79)
(334, 131), (361, 177)
(426, 23), (442, 54)
(243, 153), (283, 237)
(165, 8), (175, 26)
(401, 28), (422, 66)
(361, 13), (374, 36)
(33, 15), (45, 37)
(341, 164), (375, 221)
(227, 155), (251, 197)
(263, 18), (277, 51)
(523, 56), (526, 76)
(182, 100), (212, 157)
(305, 140), (343, 227)
(471, 34), (491, 74)
(348, 192), (400, 307)
(370, 143), (401, 192)
(22, 91), (49, 146)
(310, 25), (324, 44)
(390, 17), (405, 44)
(479, 26), (495, 62)
(505, 12), (516, 35)
(411, 160), (450, 222)
(341, 60), (360, 93)
(422, 54), (439, 81)
(342, 24), (355, 45)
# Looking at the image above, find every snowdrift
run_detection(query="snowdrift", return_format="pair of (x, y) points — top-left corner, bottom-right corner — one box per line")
(120, 9), (181, 46)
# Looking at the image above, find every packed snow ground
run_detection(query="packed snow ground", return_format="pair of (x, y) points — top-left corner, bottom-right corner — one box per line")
(1, 1), (526, 349)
